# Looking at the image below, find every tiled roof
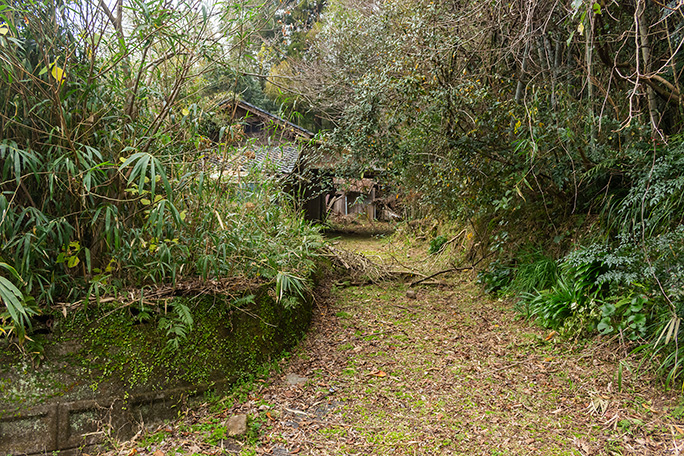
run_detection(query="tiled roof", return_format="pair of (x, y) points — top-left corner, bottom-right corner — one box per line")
(253, 145), (300, 174)
(207, 144), (302, 180)
(216, 99), (314, 140)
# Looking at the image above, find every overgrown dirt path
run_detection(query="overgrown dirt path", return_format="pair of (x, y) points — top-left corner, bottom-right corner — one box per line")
(108, 233), (684, 456)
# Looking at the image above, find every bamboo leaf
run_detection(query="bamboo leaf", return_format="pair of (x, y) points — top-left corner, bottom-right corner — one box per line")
(50, 62), (65, 84)
(666, 316), (677, 345)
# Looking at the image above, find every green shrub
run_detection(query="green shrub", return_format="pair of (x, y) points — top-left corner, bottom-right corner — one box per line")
(596, 293), (649, 341)
(478, 260), (513, 294)
(0, 0), (321, 349)
(517, 253), (606, 332)
(507, 248), (558, 294)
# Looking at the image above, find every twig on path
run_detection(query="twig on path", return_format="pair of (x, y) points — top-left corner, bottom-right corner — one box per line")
(415, 280), (448, 286)
(436, 229), (467, 255)
(284, 407), (315, 417)
(488, 360), (528, 373)
(410, 267), (472, 287)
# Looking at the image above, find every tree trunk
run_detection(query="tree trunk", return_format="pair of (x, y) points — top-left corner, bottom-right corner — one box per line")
(586, 7), (596, 154)
(636, 0), (661, 139)
(515, 41), (530, 103)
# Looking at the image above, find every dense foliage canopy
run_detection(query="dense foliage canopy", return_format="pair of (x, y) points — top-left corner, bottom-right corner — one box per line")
(275, 0), (684, 385)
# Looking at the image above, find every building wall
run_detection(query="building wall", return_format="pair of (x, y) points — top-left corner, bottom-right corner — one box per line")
(329, 187), (377, 220)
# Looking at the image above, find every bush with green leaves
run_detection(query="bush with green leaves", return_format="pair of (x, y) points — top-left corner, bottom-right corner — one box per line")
(506, 247), (559, 295)
(0, 0), (321, 349)
(477, 260), (513, 294)
(597, 293), (649, 341)
(517, 255), (604, 331)
(518, 196), (684, 384)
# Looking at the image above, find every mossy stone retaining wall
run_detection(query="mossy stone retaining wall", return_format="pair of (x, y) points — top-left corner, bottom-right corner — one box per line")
(0, 285), (312, 455)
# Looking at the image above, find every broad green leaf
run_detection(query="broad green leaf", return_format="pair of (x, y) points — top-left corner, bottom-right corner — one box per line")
(600, 302), (615, 317)
(597, 318), (613, 334)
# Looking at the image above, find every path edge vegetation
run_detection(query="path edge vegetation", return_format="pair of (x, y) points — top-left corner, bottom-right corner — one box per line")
(286, 0), (684, 390)
(0, 0), (323, 363)
(2, 0), (684, 399)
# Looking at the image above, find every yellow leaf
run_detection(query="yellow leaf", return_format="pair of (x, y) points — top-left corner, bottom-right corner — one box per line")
(0, 23), (9, 36)
(515, 185), (526, 201)
(577, 22), (585, 36)
(182, 108), (189, 116)
(67, 256), (80, 268)
(51, 63), (66, 84)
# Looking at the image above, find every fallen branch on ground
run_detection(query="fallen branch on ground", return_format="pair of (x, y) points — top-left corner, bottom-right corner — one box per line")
(409, 267), (472, 287)
(324, 244), (416, 283)
(436, 229), (467, 255)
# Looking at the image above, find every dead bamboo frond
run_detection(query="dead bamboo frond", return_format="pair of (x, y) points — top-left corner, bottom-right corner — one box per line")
(323, 244), (422, 284)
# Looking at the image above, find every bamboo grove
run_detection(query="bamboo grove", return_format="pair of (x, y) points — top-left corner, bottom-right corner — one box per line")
(0, 0), (320, 350)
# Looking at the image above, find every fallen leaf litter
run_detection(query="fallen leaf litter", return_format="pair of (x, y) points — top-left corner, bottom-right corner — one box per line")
(101, 233), (684, 456)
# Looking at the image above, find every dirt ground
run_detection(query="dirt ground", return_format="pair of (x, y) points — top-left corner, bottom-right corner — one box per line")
(102, 232), (684, 456)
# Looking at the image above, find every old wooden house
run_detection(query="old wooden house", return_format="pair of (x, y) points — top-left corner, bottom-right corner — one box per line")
(212, 99), (391, 222)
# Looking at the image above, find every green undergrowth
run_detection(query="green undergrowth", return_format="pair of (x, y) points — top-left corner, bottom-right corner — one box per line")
(0, 0), (323, 354)
(479, 217), (684, 388)
(1, 173), (323, 358)
(465, 142), (684, 388)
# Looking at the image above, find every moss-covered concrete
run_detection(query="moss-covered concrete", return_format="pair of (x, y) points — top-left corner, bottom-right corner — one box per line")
(0, 284), (313, 455)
